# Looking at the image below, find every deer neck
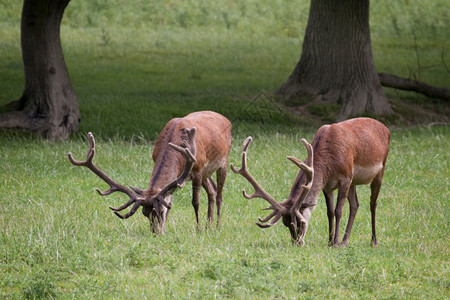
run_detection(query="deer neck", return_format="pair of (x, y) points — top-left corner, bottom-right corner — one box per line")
(285, 169), (325, 209)
(144, 150), (185, 199)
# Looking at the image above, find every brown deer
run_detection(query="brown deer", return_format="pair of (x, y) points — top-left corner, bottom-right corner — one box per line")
(68, 111), (232, 234)
(231, 117), (390, 247)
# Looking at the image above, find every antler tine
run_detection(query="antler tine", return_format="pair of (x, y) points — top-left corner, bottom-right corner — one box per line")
(230, 136), (251, 179)
(297, 139), (314, 189)
(129, 185), (144, 195)
(287, 138), (314, 226)
(168, 127), (197, 165)
(257, 210), (278, 223)
(68, 132), (96, 166)
(286, 139), (313, 178)
(169, 143), (196, 163)
(257, 213), (283, 228)
(68, 132), (145, 219)
(112, 200), (143, 219)
(231, 136), (286, 227)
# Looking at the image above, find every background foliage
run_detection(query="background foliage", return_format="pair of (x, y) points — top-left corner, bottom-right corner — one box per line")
(0, 0), (449, 298)
(1, 0), (449, 140)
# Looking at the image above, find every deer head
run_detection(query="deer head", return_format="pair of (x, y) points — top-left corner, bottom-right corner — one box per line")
(231, 136), (314, 245)
(68, 129), (197, 234)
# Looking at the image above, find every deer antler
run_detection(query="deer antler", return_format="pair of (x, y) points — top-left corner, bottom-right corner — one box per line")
(153, 127), (197, 203)
(230, 136), (287, 228)
(68, 132), (146, 219)
(231, 137), (314, 230)
(284, 139), (314, 228)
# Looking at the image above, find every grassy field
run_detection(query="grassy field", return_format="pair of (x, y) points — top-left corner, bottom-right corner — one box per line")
(1, 0), (449, 298)
(0, 127), (448, 298)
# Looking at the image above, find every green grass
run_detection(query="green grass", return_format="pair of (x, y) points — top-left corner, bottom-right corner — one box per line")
(1, 1), (448, 138)
(0, 127), (449, 298)
(1, 0), (449, 298)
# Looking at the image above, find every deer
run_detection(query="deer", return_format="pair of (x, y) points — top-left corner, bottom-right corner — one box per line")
(231, 117), (390, 247)
(68, 111), (232, 234)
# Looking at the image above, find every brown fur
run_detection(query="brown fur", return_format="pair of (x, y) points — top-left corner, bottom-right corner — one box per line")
(287, 117), (390, 246)
(233, 117), (389, 247)
(143, 111), (232, 233)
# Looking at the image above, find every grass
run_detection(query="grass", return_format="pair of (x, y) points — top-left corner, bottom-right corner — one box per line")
(0, 0), (449, 298)
(0, 127), (449, 298)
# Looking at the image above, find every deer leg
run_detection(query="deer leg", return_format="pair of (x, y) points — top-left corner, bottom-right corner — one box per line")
(191, 175), (202, 229)
(370, 173), (383, 247)
(323, 190), (335, 246)
(333, 180), (351, 247)
(341, 185), (359, 246)
(215, 166), (227, 227)
(202, 177), (217, 227)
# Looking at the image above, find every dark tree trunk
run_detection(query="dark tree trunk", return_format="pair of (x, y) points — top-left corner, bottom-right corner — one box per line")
(0, 0), (80, 141)
(276, 0), (393, 121)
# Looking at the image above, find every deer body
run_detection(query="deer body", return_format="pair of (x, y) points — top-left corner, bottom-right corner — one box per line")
(144, 111), (232, 232)
(291, 118), (390, 246)
(232, 117), (390, 247)
(69, 111), (232, 234)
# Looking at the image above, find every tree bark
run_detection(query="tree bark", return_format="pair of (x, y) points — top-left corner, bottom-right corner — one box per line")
(0, 0), (80, 141)
(276, 0), (393, 121)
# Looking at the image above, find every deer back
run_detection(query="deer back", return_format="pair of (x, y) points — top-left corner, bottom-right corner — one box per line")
(147, 111), (232, 196)
(288, 117), (390, 203)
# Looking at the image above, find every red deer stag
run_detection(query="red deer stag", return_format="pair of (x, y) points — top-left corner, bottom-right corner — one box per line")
(231, 118), (390, 246)
(68, 111), (232, 234)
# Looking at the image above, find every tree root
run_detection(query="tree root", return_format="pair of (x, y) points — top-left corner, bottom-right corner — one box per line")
(378, 73), (450, 101)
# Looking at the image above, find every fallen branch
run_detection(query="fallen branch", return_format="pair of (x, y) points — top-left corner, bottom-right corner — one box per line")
(378, 72), (450, 101)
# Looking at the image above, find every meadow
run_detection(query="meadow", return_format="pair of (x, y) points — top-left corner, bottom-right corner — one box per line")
(1, 0), (449, 298)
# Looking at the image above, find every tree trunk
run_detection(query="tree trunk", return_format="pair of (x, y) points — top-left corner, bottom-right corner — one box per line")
(276, 0), (393, 121)
(0, 0), (80, 141)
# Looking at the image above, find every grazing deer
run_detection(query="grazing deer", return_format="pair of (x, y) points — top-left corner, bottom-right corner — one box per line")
(231, 117), (390, 247)
(68, 111), (232, 234)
